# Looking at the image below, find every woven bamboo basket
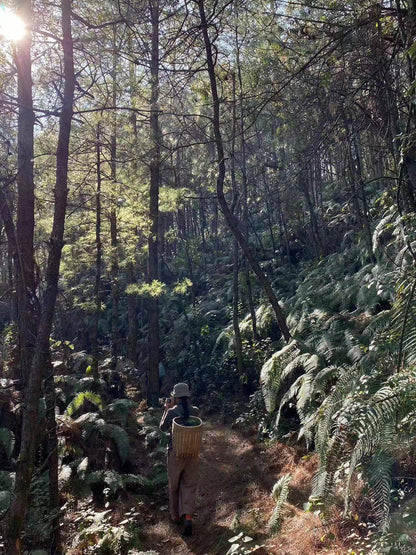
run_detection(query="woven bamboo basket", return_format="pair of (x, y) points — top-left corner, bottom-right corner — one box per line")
(172, 416), (203, 458)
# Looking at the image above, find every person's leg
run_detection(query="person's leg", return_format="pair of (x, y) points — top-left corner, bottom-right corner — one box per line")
(167, 451), (184, 521)
(178, 457), (199, 535)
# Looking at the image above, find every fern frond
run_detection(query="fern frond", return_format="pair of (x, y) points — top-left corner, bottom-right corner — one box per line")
(275, 375), (304, 429)
(256, 304), (274, 333)
(314, 365), (361, 457)
(65, 391), (103, 417)
(122, 473), (153, 493)
(104, 399), (137, 427)
(58, 464), (72, 487)
(372, 209), (395, 252)
(317, 423), (351, 501)
(312, 366), (339, 395)
(213, 325), (232, 352)
(393, 277), (416, 367)
(75, 377), (106, 392)
(268, 474), (292, 534)
(74, 412), (101, 428)
(366, 450), (393, 531)
(105, 424), (130, 465)
(103, 470), (125, 494)
(260, 340), (301, 412)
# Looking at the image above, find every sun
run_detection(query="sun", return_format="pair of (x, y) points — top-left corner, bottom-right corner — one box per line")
(0, 5), (26, 41)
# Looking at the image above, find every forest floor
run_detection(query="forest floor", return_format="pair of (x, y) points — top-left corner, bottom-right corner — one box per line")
(63, 415), (355, 555)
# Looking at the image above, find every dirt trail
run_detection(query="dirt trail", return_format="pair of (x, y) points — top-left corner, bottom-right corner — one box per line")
(139, 421), (347, 555)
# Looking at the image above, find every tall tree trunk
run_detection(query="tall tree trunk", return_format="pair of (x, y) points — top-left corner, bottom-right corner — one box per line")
(298, 166), (324, 257)
(44, 356), (61, 553)
(196, 0), (291, 343)
(91, 124), (102, 380)
(350, 126), (375, 259)
(147, 0), (161, 403)
(126, 263), (138, 363)
(230, 72), (244, 379)
(14, 0), (37, 391)
(235, 27), (258, 340)
(126, 49), (139, 365)
(110, 29), (119, 369)
(6, 1), (75, 549)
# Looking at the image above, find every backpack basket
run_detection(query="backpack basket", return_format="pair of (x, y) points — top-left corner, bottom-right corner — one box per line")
(172, 416), (203, 458)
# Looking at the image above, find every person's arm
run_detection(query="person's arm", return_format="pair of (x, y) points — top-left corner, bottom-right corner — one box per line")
(159, 398), (175, 432)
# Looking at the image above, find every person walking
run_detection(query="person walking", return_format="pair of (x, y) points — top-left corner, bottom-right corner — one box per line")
(159, 382), (200, 537)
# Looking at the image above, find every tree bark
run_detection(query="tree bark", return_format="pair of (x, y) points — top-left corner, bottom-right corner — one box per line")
(235, 26), (258, 340)
(110, 28), (119, 369)
(230, 72), (244, 379)
(14, 0), (37, 391)
(44, 356), (61, 553)
(91, 124), (102, 380)
(196, 0), (291, 343)
(147, 0), (161, 404)
(126, 263), (138, 364)
(6, 0), (75, 549)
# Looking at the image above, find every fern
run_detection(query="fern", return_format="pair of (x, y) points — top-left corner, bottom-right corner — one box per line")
(268, 474), (292, 534)
(260, 340), (301, 412)
(58, 464), (72, 487)
(123, 473), (153, 492)
(104, 399), (137, 427)
(314, 365), (361, 458)
(85, 469), (124, 495)
(313, 367), (416, 526)
(393, 277), (416, 367)
(65, 391), (103, 417)
(372, 208), (396, 252)
(365, 450), (394, 531)
(105, 424), (130, 465)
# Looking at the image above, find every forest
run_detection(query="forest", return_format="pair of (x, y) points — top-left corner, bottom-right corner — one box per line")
(0, 0), (416, 553)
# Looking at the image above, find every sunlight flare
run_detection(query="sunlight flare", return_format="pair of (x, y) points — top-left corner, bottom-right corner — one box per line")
(0, 5), (26, 41)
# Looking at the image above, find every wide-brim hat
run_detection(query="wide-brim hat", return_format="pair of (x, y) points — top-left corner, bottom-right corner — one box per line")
(171, 382), (190, 397)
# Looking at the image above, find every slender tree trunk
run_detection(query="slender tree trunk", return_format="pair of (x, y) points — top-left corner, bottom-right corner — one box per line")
(6, 1), (74, 549)
(126, 263), (138, 363)
(13, 0), (37, 391)
(196, 0), (291, 343)
(91, 125), (102, 380)
(110, 29), (119, 369)
(147, 0), (161, 403)
(44, 356), (61, 553)
(350, 127), (375, 259)
(230, 72), (244, 379)
(298, 167), (324, 257)
(110, 207), (119, 367)
(127, 49), (139, 366)
(235, 31), (258, 340)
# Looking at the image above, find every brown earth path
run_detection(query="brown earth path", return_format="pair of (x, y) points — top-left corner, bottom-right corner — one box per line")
(138, 421), (348, 555)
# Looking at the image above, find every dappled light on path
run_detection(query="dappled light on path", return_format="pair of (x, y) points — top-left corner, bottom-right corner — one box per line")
(140, 421), (347, 555)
